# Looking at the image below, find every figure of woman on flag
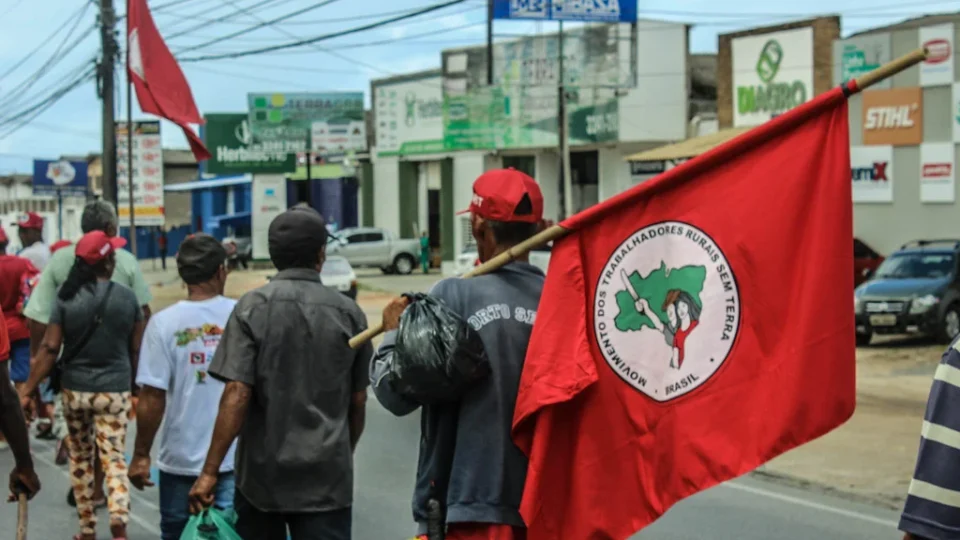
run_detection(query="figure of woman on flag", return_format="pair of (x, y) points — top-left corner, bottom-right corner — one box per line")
(637, 289), (701, 369)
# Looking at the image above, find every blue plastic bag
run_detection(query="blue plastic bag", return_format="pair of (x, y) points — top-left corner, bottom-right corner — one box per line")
(179, 508), (243, 540)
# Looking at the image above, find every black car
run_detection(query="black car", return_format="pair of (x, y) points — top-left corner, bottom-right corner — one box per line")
(855, 240), (960, 346)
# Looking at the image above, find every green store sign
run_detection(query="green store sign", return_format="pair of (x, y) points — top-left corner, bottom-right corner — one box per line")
(736, 39), (808, 116)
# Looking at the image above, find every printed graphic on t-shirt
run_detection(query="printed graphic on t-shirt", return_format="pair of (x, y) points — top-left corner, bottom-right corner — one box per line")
(189, 352), (205, 365)
(195, 370), (208, 384)
(174, 324), (224, 347)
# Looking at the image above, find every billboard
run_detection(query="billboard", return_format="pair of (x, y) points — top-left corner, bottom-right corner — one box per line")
(919, 23), (954, 87)
(373, 74), (444, 156)
(251, 174), (287, 260)
(920, 142), (955, 204)
(861, 87), (923, 146)
(491, 0), (637, 22)
(834, 35), (891, 89)
(116, 120), (165, 227)
(247, 92), (365, 155)
(851, 145), (893, 203)
(203, 113), (296, 174)
(441, 25), (627, 150)
(32, 159), (88, 196)
(732, 28), (814, 127)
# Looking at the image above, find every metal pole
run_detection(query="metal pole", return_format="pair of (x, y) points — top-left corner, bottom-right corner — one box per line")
(306, 151), (313, 205)
(486, 0), (493, 85)
(126, 0), (137, 256)
(57, 188), (63, 240)
(558, 21), (573, 219)
(100, 0), (117, 204)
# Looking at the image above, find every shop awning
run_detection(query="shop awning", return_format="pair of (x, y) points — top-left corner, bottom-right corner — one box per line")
(165, 175), (251, 192)
(208, 211), (251, 229)
(624, 128), (751, 162)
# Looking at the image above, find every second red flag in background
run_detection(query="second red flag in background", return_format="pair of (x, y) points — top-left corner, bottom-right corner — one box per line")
(512, 86), (857, 539)
(127, 0), (210, 161)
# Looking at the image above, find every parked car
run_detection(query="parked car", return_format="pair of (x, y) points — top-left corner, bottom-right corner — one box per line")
(854, 238), (884, 287)
(854, 239), (960, 346)
(320, 255), (358, 299)
(455, 241), (552, 276)
(326, 227), (421, 275)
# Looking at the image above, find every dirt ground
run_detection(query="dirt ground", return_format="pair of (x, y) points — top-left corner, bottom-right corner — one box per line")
(147, 268), (939, 510)
(762, 335), (942, 509)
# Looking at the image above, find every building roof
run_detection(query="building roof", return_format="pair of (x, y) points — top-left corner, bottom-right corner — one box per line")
(848, 11), (960, 37)
(624, 127), (750, 162)
(162, 149), (198, 166)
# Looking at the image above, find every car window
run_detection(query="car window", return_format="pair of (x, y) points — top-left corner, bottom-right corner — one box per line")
(345, 233), (366, 244)
(875, 252), (955, 279)
(366, 232), (384, 242)
(321, 258), (353, 275)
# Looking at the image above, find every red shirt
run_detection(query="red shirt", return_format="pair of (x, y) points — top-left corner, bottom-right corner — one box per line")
(0, 255), (38, 343)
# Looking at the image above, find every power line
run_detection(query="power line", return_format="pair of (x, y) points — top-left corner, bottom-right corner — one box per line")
(0, 3), (93, 84)
(178, 0), (471, 62)
(162, 0), (296, 41)
(0, 67), (97, 140)
(173, 0), (345, 55)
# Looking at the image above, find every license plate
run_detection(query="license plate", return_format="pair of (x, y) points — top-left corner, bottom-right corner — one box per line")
(870, 314), (897, 327)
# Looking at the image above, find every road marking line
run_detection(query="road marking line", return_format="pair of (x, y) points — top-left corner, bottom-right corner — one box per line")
(725, 481), (900, 528)
(31, 440), (162, 534)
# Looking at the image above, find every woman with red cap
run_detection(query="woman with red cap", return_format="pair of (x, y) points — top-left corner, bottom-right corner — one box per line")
(18, 230), (145, 540)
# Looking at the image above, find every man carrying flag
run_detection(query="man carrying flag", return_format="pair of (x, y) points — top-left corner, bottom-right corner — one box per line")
(127, 0), (209, 161)
(510, 79), (863, 538)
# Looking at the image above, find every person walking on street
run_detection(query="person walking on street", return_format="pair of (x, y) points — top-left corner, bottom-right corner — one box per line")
(23, 200), (153, 512)
(16, 212), (50, 271)
(188, 206), (372, 540)
(0, 227), (39, 447)
(128, 234), (238, 540)
(0, 313), (41, 502)
(158, 228), (168, 271)
(18, 230), (145, 540)
(419, 231), (430, 274)
(370, 169), (546, 540)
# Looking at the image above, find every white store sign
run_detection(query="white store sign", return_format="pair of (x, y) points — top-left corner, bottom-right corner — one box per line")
(251, 174), (287, 260)
(851, 145), (894, 203)
(920, 143), (956, 203)
(374, 75), (444, 156)
(920, 23), (955, 87)
(732, 27), (814, 128)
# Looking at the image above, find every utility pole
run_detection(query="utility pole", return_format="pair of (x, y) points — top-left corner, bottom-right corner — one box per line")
(557, 22), (573, 220)
(99, 0), (118, 205)
(486, 0), (493, 85)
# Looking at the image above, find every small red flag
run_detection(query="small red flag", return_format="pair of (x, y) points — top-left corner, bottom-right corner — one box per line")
(511, 87), (857, 539)
(127, 0), (210, 161)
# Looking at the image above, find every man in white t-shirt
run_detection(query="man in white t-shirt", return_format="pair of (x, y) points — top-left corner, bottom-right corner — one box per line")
(128, 233), (237, 540)
(16, 212), (50, 271)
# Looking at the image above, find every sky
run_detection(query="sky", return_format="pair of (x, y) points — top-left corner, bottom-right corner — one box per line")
(0, 0), (957, 174)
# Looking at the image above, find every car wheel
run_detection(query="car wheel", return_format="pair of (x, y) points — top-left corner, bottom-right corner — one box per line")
(393, 254), (415, 275)
(855, 332), (872, 347)
(380, 266), (395, 275)
(939, 304), (960, 344)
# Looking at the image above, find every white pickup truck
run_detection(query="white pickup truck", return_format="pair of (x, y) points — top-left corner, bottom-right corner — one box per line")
(327, 227), (422, 275)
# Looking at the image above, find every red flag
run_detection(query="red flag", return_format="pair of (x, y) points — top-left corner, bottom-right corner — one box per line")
(511, 87), (857, 539)
(127, 0), (210, 161)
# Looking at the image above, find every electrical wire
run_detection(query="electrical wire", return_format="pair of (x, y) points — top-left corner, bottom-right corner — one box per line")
(173, 0), (345, 55)
(161, 0), (297, 41)
(0, 2), (92, 84)
(0, 66), (98, 140)
(177, 0), (470, 62)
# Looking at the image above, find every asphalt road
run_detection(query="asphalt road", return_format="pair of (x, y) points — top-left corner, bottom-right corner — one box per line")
(0, 397), (903, 540)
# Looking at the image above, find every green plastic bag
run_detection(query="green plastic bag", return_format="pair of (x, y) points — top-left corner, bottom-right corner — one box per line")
(179, 508), (243, 540)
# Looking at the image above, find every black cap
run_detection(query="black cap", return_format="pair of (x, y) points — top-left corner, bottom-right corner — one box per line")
(176, 233), (227, 284)
(268, 206), (328, 270)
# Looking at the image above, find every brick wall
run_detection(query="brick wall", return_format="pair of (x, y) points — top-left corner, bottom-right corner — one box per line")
(717, 16), (841, 129)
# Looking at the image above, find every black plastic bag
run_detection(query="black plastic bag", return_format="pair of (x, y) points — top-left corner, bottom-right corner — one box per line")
(390, 293), (490, 404)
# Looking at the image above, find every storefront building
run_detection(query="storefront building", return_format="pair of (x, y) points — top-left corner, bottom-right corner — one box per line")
(835, 15), (959, 255)
(371, 20), (692, 273)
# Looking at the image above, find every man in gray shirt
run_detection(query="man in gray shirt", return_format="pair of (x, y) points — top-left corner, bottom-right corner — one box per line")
(371, 169), (546, 540)
(189, 206), (372, 540)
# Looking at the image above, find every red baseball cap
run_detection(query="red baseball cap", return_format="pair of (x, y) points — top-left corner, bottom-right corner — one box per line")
(457, 168), (544, 224)
(75, 231), (126, 264)
(50, 240), (72, 253)
(17, 212), (43, 230)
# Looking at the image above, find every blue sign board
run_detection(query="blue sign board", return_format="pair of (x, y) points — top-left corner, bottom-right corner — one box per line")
(32, 159), (89, 196)
(492, 0), (637, 22)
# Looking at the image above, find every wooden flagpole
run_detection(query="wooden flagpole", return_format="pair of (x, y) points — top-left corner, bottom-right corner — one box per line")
(348, 47), (929, 350)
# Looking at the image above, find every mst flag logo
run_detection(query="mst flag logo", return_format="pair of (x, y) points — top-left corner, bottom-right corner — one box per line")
(593, 221), (741, 402)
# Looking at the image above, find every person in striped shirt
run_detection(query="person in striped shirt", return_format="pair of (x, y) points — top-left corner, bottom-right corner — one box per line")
(900, 337), (960, 540)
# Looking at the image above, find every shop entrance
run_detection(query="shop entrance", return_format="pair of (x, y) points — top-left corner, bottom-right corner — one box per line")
(570, 150), (599, 213)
